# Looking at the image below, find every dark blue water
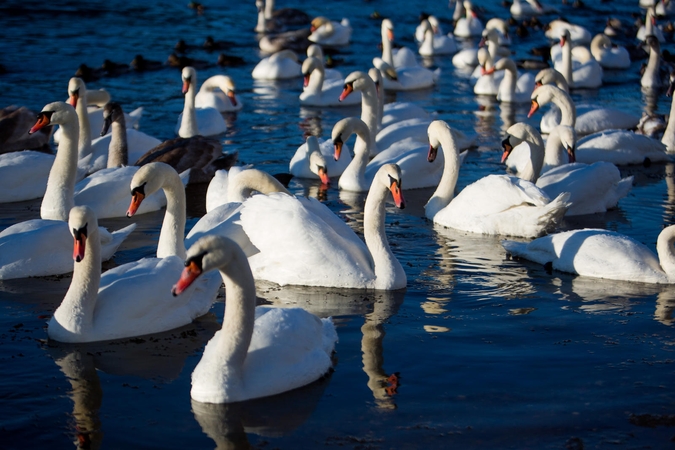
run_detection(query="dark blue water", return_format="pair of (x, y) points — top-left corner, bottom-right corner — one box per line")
(1, 0), (675, 448)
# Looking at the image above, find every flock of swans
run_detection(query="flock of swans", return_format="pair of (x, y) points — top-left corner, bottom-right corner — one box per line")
(3, 0), (675, 406)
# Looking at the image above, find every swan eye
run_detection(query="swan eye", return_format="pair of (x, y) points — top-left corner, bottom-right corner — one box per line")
(388, 174), (401, 189)
(69, 88), (80, 96)
(131, 182), (146, 197)
(73, 223), (88, 240)
(185, 251), (207, 269)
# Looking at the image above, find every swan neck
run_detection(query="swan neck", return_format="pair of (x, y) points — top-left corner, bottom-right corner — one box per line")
(338, 124), (371, 190)
(180, 81), (199, 138)
(264, 0), (273, 19)
(543, 128), (567, 170)
(551, 89), (576, 127)
(382, 29), (394, 66)
(360, 82), (380, 153)
(657, 226), (675, 279)
(228, 170), (291, 202)
(425, 131), (461, 219)
(561, 41), (573, 88)
(157, 175), (187, 259)
(664, 94), (675, 149)
(41, 116), (79, 221)
(306, 66), (325, 94)
(499, 66), (518, 101)
(76, 99), (92, 159)
(107, 121), (128, 168)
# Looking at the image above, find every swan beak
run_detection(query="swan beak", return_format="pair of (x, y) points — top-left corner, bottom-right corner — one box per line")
(527, 100), (540, 118)
(535, 81), (543, 88)
(482, 66), (495, 76)
(333, 137), (343, 161)
(226, 90), (237, 107)
(72, 229), (87, 263)
(389, 180), (405, 209)
(339, 83), (353, 102)
(478, 37), (486, 48)
(374, 80), (380, 95)
(303, 74), (311, 88)
(428, 144), (438, 163)
(559, 36), (566, 48)
(172, 261), (202, 296)
(501, 138), (513, 163)
(127, 191), (145, 217)
(29, 112), (52, 134)
(101, 114), (113, 136)
(68, 91), (79, 108)
(566, 145), (576, 163)
(318, 166), (330, 185)
(387, 29), (394, 42)
(182, 79), (191, 94)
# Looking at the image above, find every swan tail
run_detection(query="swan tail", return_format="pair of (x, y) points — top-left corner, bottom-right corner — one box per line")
(128, 107), (144, 129)
(537, 192), (571, 235)
(321, 317), (339, 355)
(501, 239), (528, 258)
(100, 223), (137, 261)
(607, 176), (634, 209)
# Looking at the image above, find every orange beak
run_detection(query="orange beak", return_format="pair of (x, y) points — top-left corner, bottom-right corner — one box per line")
(182, 79), (190, 94)
(68, 92), (79, 108)
(127, 191), (145, 217)
(339, 83), (353, 102)
(428, 144), (438, 163)
(527, 100), (540, 118)
(29, 113), (51, 134)
(303, 74), (310, 88)
(387, 29), (394, 42)
(226, 90), (237, 107)
(389, 180), (405, 209)
(481, 66), (495, 76)
(501, 138), (513, 163)
(318, 166), (329, 185)
(172, 261), (202, 296)
(535, 81), (543, 88)
(73, 234), (86, 263)
(334, 139), (343, 161)
(560, 36), (567, 48)
(566, 145), (576, 163)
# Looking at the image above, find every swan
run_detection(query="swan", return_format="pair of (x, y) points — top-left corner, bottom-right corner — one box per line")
(503, 122), (633, 215)
(415, 15), (444, 44)
(176, 66), (228, 137)
(637, 7), (665, 43)
(590, 34), (630, 70)
(251, 49), (302, 80)
(484, 58), (535, 103)
(502, 226), (675, 284)
(306, 44), (343, 81)
(453, 1), (484, 37)
(308, 17), (351, 46)
(0, 105), (51, 154)
(545, 19), (591, 45)
(484, 18), (511, 46)
(375, 19), (436, 91)
(656, 0), (675, 16)
(47, 205), (218, 343)
(529, 85), (670, 164)
(510, 0), (556, 17)
(238, 163), (407, 289)
(418, 19), (457, 56)
(553, 29), (603, 89)
(469, 29), (513, 94)
(172, 234), (337, 403)
(534, 69), (639, 136)
(254, 0), (309, 33)
(662, 78), (675, 152)
(79, 102), (162, 176)
(258, 27), (311, 54)
(300, 56), (360, 106)
(424, 120), (570, 238)
(367, 68), (433, 131)
(195, 75), (243, 113)
(289, 135), (350, 181)
(641, 35), (664, 90)
(0, 102), (135, 280)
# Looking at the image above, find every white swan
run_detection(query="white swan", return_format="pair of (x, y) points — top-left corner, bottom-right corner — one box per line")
(637, 7), (665, 43)
(485, 58), (535, 103)
(545, 19), (591, 45)
(418, 19), (457, 56)
(453, 1), (484, 37)
(662, 79), (675, 152)
(503, 122), (633, 216)
(641, 35), (664, 90)
(306, 44), (344, 80)
(553, 29), (603, 89)
(367, 68), (433, 130)
(239, 163), (407, 289)
(0, 102), (135, 280)
(529, 85), (668, 164)
(415, 15), (444, 44)
(300, 56), (360, 106)
(172, 234), (337, 403)
(502, 226), (675, 284)
(590, 34), (630, 70)
(510, 0), (557, 16)
(47, 205), (218, 343)
(424, 120), (570, 238)
(195, 75), (243, 112)
(308, 17), (351, 46)
(289, 135), (350, 181)
(176, 66), (228, 137)
(251, 49), (302, 80)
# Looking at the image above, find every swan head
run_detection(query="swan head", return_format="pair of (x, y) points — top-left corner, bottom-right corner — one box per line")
(101, 102), (124, 136)
(306, 44), (324, 60)
(428, 15), (440, 33)
(644, 34), (660, 52)
(173, 235), (242, 296)
(307, 137), (329, 185)
(127, 162), (179, 217)
(207, 75), (238, 106)
(559, 28), (571, 48)
(311, 16), (330, 32)
(331, 117), (370, 161)
(479, 27), (499, 47)
(534, 68), (568, 92)
(427, 120), (456, 163)
(301, 56), (321, 87)
(528, 84), (560, 118)
(29, 101), (77, 134)
(181, 66), (197, 94)
(341, 70), (375, 101)
(368, 68), (383, 94)
(68, 206), (97, 263)
(376, 163), (405, 209)
(381, 19), (394, 41)
(67, 77), (86, 108)
(503, 122), (540, 163)
(372, 58), (398, 81)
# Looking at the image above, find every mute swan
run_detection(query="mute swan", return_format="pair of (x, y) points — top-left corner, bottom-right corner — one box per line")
(510, 0), (557, 16)
(529, 85), (670, 165)
(258, 27), (311, 54)
(0, 102), (135, 280)
(484, 18), (511, 46)
(415, 15), (444, 44)
(254, 0), (310, 33)
(641, 35), (664, 90)
(195, 75), (243, 112)
(503, 122), (633, 215)
(251, 49), (302, 80)
(289, 135), (350, 181)
(637, 7), (665, 43)
(172, 234), (337, 403)
(239, 163), (407, 289)
(176, 66), (228, 138)
(484, 58), (535, 103)
(47, 205), (218, 343)
(300, 56), (360, 106)
(662, 78), (675, 152)
(590, 34), (630, 70)
(418, 19), (457, 56)
(553, 29), (603, 89)
(308, 17), (351, 46)
(0, 105), (51, 154)
(545, 19), (591, 45)
(306, 44), (343, 81)
(367, 68), (433, 131)
(425, 120), (570, 238)
(502, 225), (675, 284)
(534, 69), (639, 136)
(453, 1), (483, 37)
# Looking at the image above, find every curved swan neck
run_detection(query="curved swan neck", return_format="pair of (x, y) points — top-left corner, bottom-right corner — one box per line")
(42, 115), (79, 221)
(338, 120), (371, 190)
(425, 127), (461, 220)
(518, 127), (545, 182)
(498, 60), (518, 101)
(305, 64), (325, 95)
(157, 172), (188, 259)
(180, 77), (199, 138)
(107, 119), (128, 168)
(657, 225), (675, 279)
(644, 42), (661, 84)
(547, 87), (576, 127)
(228, 169), (291, 202)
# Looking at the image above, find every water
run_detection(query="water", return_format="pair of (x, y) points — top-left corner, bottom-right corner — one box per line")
(1, 0), (675, 448)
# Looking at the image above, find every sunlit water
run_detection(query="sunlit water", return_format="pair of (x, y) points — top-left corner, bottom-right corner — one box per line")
(1, 0), (675, 448)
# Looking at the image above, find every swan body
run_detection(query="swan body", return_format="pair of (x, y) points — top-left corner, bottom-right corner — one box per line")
(418, 19), (457, 56)
(300, 56), (360, 106)
(575, 130), (671, 165)
(195, 75), (243, 112)
(488, 58), (535, 103)
(425, 120), (570, 238)
(289, 135), (350, 180)
(590, 34), (630, 70)
(454, 1), (484, 37)
(308, 17), (351, 46)
(176, 66), (228, 137)
(251, 49), (302, 80)
(0, 151), (54, 203)
(502, 226), (675, 284)
(48, 205), (218, 343)
(240, 164), (407, 290)
(510, 0), (549, 16)
(172, 234), (337, 403)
